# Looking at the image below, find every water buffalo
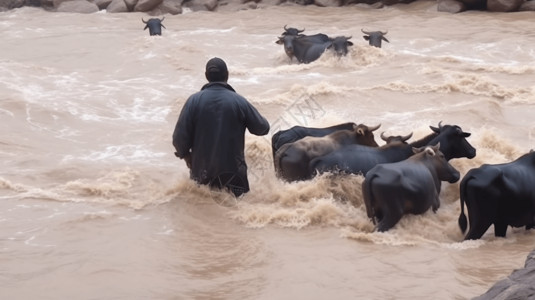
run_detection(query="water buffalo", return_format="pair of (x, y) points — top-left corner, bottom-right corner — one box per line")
(362, 29), (389, 48)
(363, 143), (460, 232)
(276, 33), (352, 64)
(458, 150), (535, 240)
(327, 36), (354, 57)
(277, 26), (331, 61)
(271, 122), (357, 158)
(142, 17), (166, 36)
(275, 123), (381, 182)
(310, 122), (476, 177)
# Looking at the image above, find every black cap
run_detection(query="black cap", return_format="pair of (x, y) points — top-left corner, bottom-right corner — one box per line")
(205, 57), (229, 82)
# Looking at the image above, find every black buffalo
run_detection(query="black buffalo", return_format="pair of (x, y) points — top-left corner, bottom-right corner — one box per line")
(277, 26), (331, 61)
(363, 143), (460, 232)
(458, 150), (535, 240)
(274, 123), (380, 182)
(310, 122), (476, 177)
(362, 29), (389, 48)
(276, 34), (353, 64)
(143, 17), (166, 36)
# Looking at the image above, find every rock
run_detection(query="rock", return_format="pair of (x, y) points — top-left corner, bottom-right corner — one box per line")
(0, 0), (25, 10)
(53, 0), (67, 7)
(456, 0), (485, 8)
(314, 0), (343, 6)
(437, 0), (467, 13)
(217, 0), (259, 11)
(40, 0), (54, 7)
(380, 0), (398, 6)
(92, 0), (112, 9)
(487, 0), (523, 11)
(257, 0), (282, 5)
(25, 0), (41, 6)
(182, 0), (218, 11)
(106, 0), (128, 12)
(123, 0), (136, 10)
(519, 0), (535, 10)
(474, 250), (535, 300)
(133, 0), (161, 11)
(151, 0), (181, 14)
(56, 0), (99, 12)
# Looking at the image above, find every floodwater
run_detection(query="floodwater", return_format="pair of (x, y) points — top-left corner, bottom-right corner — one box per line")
(1, 3), (535, 299)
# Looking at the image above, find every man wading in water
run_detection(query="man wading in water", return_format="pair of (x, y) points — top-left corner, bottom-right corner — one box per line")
(172, 57), (270, 197)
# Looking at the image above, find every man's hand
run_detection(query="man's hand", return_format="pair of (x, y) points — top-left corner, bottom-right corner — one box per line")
(183, 152), (192, 169)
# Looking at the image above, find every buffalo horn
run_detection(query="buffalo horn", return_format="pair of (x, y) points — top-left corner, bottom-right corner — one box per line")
(361, 29), (371, 35)
(380, 30), (388, 35)
(368, 124), (381, 132)
(142, 18), (147, 24)
(160, 16), (165, 22)
(380, 131), (388, 142)
(401, 132), (413, 142)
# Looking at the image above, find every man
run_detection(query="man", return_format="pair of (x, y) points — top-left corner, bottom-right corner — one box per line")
(172, 57), (270, 197)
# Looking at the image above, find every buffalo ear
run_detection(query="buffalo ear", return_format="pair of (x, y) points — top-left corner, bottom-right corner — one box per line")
(463, 132), (471, 137)
(276, 38), (283, 44)
(430, 125), (440, 133)
(412, 147), (422, 154)
(347, 41), (354, 46)
(363, 36), (370, 41)
(382, 37), (390, 43)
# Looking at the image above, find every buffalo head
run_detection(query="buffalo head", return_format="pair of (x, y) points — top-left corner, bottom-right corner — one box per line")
(380, 131), (413, 144)
(327, 36), (353, 57)
(361, 29), (389, 48)
(282, 25), (305, 36)
(142, 17), (166, 36)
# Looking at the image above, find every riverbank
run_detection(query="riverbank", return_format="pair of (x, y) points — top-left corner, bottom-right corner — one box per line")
(1, 0), (535, 15)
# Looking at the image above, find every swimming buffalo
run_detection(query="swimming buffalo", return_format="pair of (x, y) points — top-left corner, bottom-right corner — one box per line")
(271, 122), (357, 158)
(362, 29), (389, 48)
(458, 150), (535, 240)
(328, 36), (354, 57)
(363, 144), (460, 232)
(276, 34), (352, 64)
(142, 17), (166, 36)
(275, 123), (380, 182)
(277, 26), (331, 61)
(310, 122), (476, 177)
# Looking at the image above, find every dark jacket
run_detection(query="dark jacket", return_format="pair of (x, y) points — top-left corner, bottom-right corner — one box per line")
(173, 82), (270, 195)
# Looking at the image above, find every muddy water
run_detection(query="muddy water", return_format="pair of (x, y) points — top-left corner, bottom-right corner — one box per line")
(1, 4), (535, 299)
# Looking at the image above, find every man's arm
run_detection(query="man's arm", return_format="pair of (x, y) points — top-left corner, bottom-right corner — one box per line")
(172, 97), (195, 160)
(243, 100), (270, 136)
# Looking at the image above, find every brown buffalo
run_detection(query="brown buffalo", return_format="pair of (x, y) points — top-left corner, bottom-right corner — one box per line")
(275, 123), (380, 182)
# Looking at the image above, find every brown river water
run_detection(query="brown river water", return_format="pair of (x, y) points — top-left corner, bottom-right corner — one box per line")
(1, 3), (535, 299)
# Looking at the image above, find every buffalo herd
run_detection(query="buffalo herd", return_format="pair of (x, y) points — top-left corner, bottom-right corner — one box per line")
(272, 121), (535, 240)
(276, 25), (389, 64)
(145, 21), (533, 240)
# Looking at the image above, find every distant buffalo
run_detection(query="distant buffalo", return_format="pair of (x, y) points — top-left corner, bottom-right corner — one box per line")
(362, 29), (389, 48)
(143, 17), (166, 36)
(276, 34), (353, 64)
